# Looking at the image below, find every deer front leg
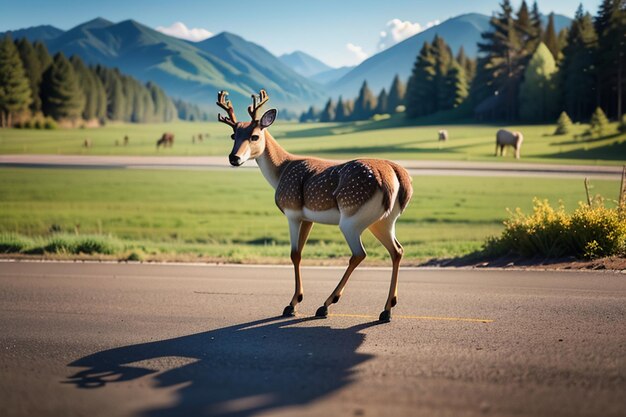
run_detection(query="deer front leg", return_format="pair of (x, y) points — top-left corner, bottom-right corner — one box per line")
(315, 222), (366, 318)
(283, 219), (313, 316)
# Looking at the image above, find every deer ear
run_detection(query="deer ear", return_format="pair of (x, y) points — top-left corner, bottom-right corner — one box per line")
(260, 109), (277, 129)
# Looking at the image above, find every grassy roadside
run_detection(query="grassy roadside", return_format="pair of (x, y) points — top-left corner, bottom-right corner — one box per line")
(0, 118), (624, 165)
(0, 167), (620, 264)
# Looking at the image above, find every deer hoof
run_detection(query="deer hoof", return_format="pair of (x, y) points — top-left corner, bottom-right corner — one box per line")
(315, 306), (328, 318)
(282, 305), (295, 317)
(379, 310), (391, 322)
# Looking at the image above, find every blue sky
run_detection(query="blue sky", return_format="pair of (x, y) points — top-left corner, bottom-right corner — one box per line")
(2, 0), (601, 67)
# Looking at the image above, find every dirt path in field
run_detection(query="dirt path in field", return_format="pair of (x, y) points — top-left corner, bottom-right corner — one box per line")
(0, 154), (622, 179)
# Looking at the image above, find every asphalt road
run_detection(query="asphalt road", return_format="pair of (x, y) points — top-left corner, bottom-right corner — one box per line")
(0, 261), (624, 417)
(0, 154), (622, 179)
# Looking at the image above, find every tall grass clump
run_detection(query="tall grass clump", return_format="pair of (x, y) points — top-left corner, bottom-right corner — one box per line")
(485, 179), (626, 259)
(0, 234), (32, 253)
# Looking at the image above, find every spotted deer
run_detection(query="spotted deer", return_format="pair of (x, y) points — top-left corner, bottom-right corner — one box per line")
(217, 90), (413, 322)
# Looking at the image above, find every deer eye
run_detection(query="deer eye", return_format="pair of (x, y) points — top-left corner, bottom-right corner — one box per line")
(250, 135), (260, 141)
(230, 134), (235, 140)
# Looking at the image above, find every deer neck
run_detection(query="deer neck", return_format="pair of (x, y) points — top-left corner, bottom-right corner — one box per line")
(256, 131), (294, 189)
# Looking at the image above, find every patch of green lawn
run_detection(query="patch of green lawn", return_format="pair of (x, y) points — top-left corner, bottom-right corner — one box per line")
(0, 167), (619, 263)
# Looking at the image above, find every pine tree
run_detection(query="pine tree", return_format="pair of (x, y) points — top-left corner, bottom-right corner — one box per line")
(444, 61), (469, 109)
(387, 75), (406, 113)
(594, 0), (625, 119)
(432, 35), (453, 111)
(0, 36), (32, 127)
(475, 0), (532, 120)
(299, 105), (318, 122)
(319, 98), (335, 122)
(406, 41), (436, 118)
(15, 38), (42, 113)
(334, 96), (349, 121)
(530, 1), (543, 39)
(519, 43), (559, 121)
(34, 41), (52, 74)
(375, 88), (389, 114)
(40, 52), (84, 121)
(588, 106), (609, 136)
(561, 6), (598, 121)
(554, 111), (573, 135)
(543, 13), (560, 60)
(352, 80), (377, 120)
(516, 0), (537, 49)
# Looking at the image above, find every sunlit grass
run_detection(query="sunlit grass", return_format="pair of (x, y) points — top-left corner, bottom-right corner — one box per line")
(0, 167), (619, 263)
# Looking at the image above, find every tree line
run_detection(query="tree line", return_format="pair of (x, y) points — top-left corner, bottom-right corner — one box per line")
(304, 0), (624, 124)
(0, 36), (208, 127)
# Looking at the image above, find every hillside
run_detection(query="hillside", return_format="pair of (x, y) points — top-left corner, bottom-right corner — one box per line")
(279, 51), (332, 77)
(0, 24), (63, 41)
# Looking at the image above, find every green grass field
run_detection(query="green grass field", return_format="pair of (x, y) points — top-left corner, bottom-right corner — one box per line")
(0, 116), (624, 165)
(0, 167), (619, 263)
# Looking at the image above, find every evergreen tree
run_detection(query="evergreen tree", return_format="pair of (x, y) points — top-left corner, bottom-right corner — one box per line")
(456, 46), (476, 81)
(335, 96), (349, 121)
(15, 38), (42, 113)
(431, 35), (453, 112)
(475, 0), (532, 120)
(406, 41), (436, 118)
(319, 98), (335, 122)
(375, 88), (389, 114)
(589, 106), (610, 135)
(554, 111), (573, 135)
(352, 80), (377, 120)
(594, 0), (626, 119)
(543, 13), (560, 60)
(0, 36), (32, 127)
(34, 41), (52, 74)
(530, 1), (543, 39)
(70, 55), (101, 121)
(40, 52), (84, 121)
(561, 6), (598, 121)
(519, 43), (559, 121)
(516, 0), (537, 50)
(387, 74), (406, 113)
(108, 72), (126, 121)
(444, 61), (469, 109)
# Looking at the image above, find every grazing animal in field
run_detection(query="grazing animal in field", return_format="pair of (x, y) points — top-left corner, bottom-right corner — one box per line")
(495, 129), (523, 159)
(217, 89), (413, 322)
(124, 135), (129, 146)
(197, 133), (203, 142)
(438, 129), (448, 141)
(156, 133), (175, 148)
(83, 139), (92, 148)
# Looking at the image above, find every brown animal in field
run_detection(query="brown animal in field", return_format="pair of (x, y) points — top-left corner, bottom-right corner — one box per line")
(438, 129), (448, 141)
(156, 133), (174, 148)
(495, 129), (524, 159)
(123, 135), (129, 146)
(83, 139), (92, 148)
(197, 133), (203, 142)
(217, 89), (413, 322)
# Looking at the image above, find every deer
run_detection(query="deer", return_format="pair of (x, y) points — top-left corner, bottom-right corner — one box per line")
(217, 89), (413, 322)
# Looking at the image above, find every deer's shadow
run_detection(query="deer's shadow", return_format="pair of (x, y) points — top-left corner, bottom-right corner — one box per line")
(65, 316), (377, 417)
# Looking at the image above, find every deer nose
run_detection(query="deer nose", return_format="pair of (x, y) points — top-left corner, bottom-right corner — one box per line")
(229, 154), (242, 166)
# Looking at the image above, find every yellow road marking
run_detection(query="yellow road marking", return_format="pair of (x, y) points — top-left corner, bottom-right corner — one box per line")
(328, 313), (493, 323)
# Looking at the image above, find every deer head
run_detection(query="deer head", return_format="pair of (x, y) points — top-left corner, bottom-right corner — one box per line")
(217, 89), (277, 167)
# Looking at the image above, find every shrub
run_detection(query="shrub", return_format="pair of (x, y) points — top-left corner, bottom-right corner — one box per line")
(619, 114), (626, 133)
(554, 111), (573, 135)
(587, 107), (609, 137)
(485, 196), (626, 260)
(74, 236), (119, 254)
(0, 234), (30, 253)
(43, 117), (57, 130)
(34, 119), (43, 129)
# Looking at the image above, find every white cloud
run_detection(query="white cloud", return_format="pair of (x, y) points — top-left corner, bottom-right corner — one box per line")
(346, 43), (368, 64)
(377, 18), (441, 50)
(155, 22), (213, 42)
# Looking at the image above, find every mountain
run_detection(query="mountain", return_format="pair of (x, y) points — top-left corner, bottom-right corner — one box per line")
(0, 24), (64, 41)
(330, 13), (491, 99)
(5, 18), (326, 110)
(279, 51), (332, 78)
(311, 66), (355, 85)
(330, 12), (572, 99)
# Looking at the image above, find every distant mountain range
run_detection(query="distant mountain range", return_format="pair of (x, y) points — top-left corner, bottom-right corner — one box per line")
(1, 12), (572, 110)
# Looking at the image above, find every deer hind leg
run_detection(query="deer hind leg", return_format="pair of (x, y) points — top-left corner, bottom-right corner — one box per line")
(283, 219), (314, 316)
(369, 217), (404, 322)
(315, 219), (367, 318)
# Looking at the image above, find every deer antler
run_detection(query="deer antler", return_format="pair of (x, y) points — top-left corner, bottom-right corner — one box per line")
(247, 89), (269, 120)
(217, 91), (238, 130)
